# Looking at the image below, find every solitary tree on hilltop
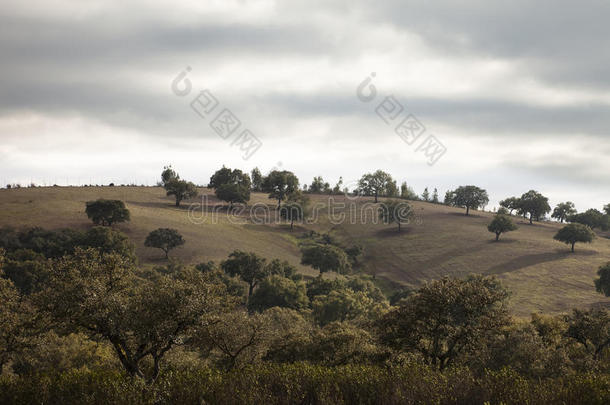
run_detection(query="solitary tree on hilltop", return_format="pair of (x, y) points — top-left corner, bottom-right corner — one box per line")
(553, 223), (595, 253)
(448, 185), (489, 215)
(85, 199), (130, 226)
(144, 228), (185, 259)
(263, 170), (299, 209)
(209, 167), (251, 208)
(358, 170), (394, 203)
(487, 214), (517, 241)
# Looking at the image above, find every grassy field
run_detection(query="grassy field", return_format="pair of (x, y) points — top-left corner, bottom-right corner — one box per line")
(1, 186), (609, 316)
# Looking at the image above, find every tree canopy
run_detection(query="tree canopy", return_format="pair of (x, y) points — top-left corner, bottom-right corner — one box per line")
(85, 199), (130, 226)
(144, 228), (185, 259)
(553, 223), (596, 252)
(448, 185), (489, 215)
(552, 202), (577, 223)
(263, 170), (299, 208)
(378, 200), (415, 232)
(358, 170), (395, 203)
(487, 214), (518, 241)
(301, 244), (351, 276)
(519, 190), (551, 224)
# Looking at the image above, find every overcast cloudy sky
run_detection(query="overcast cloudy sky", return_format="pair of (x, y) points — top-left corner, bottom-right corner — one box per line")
(1, 0), (609, 210)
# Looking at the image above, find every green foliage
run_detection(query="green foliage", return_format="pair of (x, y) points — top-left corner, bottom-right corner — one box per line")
(164, 179), (198, 207)
(448, 185), (489, 215)
(553, 223), (596, 252)
(595, 262), (610, 297)
(221, 250), (269, 297)
(378, 199), (415, 232)
(144, 228), (185, 259)
(301, 244), (351, 276)
(262, 170), (299, 208)
(378, 275), (510, 370)
(248, 275), (308, 312)
(487, 214), (518, 241)
(499, 197), (521, 215)
(251, 167), (263, 192)
(358, 170), (395, 203)
(38, 248), (226, 382)
(209, 167), (251, 207)
(569, 209), (609, 230)
(564, 308), (610, 360)
(519, 190), (551, 224)
(312, 289), (387, 326)
(552, 201), (577, 223)
(85, 199), (130, 226)
(400, 181), (418, 200)
(160, 165), (178, 186)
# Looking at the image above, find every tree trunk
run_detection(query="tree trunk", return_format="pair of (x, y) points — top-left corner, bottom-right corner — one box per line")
(398, 222), (401, 232)
(466, 206), (470, 215)
(277, 198), (282, 209)
(164, 249), (169, 259)
(529, 214), (533, 224)
(496, 232), (500, 241)
(374, 191), (378, 203)
(175, 199), (180, 207)
(290, 218), (294, 230)
(571, 242), (575, 253)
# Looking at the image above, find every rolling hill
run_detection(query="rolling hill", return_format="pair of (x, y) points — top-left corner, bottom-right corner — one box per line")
(1, 186), (609, 317)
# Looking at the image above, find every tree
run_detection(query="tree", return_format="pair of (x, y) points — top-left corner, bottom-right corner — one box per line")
(444, 190), (455, 205)
(312, 289), (387, 326)
(379, 200), (415, 232)
(221, 250), (269, 298)
(263, 170), (299, 209)
(487, 214), (518, 241)
(279, 201), (304, 230)
(604, 204), (610, 216)
(594, 263), (610, 297)
(144, 228), (185, 259)
(194, 310), (271, 370)
(215, 183), (250, 208)
(378, 275), (510, 370)
(449, 185), (489, 215)
(332, 177), (344, 194)
(499, 197), (521, 215)
(164, 178), (198, 207)
(432, 188), (439, 203)
(309, 176), (325, 193)
(208, 167), (251, 207)
(569, 209), (609, 230)
(161, 165), (178, 186)
(0, 250), (39, 373)
(358, 170), (394, 203)
(552, 202), (576, 223)
(401, 182), (418, 200)
(248, 275), (309, 312)
(421, 187), (430, 202)
(564, 308), (610, 360)
(519, 190), (551, 224)
(301, 244), (351, 276)
(39, 248), (225, 382)
(553, 223), (595, 252)
(85, 199), (130, 226)
(251, 167), (263, 192)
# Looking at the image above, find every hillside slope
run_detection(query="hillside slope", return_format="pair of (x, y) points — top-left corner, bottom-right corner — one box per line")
(1, 186), (608, 316)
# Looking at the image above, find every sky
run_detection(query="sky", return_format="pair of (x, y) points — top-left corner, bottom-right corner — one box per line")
(1, 0), (609, 211)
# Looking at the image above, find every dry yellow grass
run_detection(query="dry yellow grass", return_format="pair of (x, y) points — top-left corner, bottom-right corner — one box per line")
(0, 186), (609, 316)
